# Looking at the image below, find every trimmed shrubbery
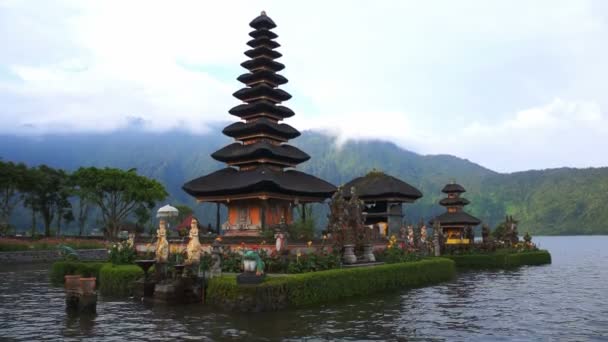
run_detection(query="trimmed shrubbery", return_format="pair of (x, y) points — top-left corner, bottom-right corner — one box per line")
(207, 258), (455, 311)
(98, 264), (144, 296)
(446, 250), (551, 269)
(50, 261), (107, 285)
(51, 261), (143, 296)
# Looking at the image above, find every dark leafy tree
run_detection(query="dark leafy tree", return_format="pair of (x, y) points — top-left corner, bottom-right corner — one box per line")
(69, 171), (95, 236)
(21, 165), (72, 237)
(174, 204), (194, 223)
(72, 167), (167, 239)
(0, 160), (27, 234)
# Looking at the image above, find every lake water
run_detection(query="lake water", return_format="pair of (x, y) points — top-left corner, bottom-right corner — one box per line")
(0, 236), (607, 341)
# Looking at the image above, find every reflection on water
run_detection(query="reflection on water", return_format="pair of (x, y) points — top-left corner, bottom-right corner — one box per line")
(1, 236), (607, 341)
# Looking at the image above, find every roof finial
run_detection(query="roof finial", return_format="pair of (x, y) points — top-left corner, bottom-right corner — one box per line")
(261, 10), (266, 16)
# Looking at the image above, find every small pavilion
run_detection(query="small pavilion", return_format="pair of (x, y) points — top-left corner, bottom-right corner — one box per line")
(342, 171), (422, 236)
(430, 182), (481, 244)
(182, 12), (336, 236)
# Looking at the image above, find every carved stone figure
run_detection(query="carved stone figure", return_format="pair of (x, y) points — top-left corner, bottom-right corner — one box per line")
(155, 220), (169, 263)
(432, 221), (441, 256)
(465, 226), (474, 242)
(399, 225), (407, 240)
(327, 186), (347, 249)
(510, 219), (519, 245)
(348, 187), (366, 245)
(407, 225), (414, 247)
(275, 231), (287, 252)
(420, 225), (427, 244)
(481, 224), (490, 243)
(185, 218), (201, 265)
(127, 233), (135, 249)
(210, 238), (222, 278)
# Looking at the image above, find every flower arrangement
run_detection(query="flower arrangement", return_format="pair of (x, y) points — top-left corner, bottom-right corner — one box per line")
(108, 240), (137, 265)
(377, 234), (421, 264)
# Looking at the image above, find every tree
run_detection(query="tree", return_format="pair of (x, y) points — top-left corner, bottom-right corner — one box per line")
(21, 165), (72, 237)
(70, 171), (94, 236)
(174, 204), (194, 223)
(0, 160), (27, 234)
(72, 167), (167, 239)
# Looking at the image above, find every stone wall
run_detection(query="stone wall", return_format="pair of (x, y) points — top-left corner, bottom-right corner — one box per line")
(0, 249), (107, 264)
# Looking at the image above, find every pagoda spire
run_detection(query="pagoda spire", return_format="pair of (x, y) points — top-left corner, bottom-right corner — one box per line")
(182, 13), (336, 236)
(212, 11), (308, 169)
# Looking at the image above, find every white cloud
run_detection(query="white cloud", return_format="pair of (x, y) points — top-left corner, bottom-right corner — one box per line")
(0, 1), (607, 171)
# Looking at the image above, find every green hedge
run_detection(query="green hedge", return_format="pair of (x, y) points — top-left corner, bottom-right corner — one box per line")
(50, 261), (107, 285)
(207, 258), (455, 311)
(98, 264), (143, 296)
(446, 250), (551, 269)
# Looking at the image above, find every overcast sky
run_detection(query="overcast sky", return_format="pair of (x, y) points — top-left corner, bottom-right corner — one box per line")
(1, 0), (607, 172)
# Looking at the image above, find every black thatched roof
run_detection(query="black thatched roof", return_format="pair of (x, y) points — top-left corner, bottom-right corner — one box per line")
(183, 166), (336, 199)
(240, 57), (285, 73)
(249, 28), (278, 39)
(442, 183), (466, 193)
(229, 100), (294, 119)
(223, 118), (300, 140)
(237, 71), (287, 87)
(245, 47), (282, 59)
(430, 211), (481, 226)
(439, 197), (470, 206)
(341, 171), (422, 201)
(247, 37), (280, 49)
(233, 84), (291, 103)
(249, 11), (276, 30)
(211, 141), (310, 165)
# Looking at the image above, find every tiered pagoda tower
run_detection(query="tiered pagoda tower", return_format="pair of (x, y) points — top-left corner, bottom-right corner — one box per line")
(430, 182), (481, 244)
(183, 12), (336, 236)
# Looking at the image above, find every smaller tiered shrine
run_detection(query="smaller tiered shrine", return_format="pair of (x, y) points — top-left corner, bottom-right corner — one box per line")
(430, 182), (481, 244)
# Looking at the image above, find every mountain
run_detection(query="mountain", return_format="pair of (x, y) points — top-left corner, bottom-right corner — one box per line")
(1, 130), (606, 235)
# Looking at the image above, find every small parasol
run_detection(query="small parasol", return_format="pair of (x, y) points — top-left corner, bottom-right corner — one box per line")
(156, 204), (179, 219)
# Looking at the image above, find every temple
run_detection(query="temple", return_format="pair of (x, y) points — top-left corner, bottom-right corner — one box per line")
(430, 182), (481, 244)
(342, 171), (422, 236)
(182, 12), (336, 236)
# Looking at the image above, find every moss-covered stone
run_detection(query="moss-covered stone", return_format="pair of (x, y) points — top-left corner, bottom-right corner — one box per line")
(207, 258), (455, 312)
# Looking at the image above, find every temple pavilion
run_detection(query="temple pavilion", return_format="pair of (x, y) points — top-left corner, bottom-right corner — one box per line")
(342, 171), (422, 236)
(430, 182), (481, 244)
(183, 12), (336, 236)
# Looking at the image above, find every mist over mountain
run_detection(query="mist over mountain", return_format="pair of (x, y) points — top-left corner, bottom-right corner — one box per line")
(1, 130), (606, 235)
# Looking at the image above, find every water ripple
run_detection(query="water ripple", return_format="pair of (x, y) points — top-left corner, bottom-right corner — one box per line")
(1, 236), (607, 341)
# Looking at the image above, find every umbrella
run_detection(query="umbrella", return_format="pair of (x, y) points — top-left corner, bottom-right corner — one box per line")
(156, 204), (179, 219)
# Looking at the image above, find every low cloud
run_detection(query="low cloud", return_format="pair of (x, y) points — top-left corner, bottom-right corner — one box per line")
(0, 1), (607, 172)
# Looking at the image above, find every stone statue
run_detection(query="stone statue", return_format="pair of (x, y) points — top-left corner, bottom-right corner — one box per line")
(327, 186), (347, 249)
(210, 238), (222, 278)
(348, 186), (366, 245)
(481, 224), (490, 243)
(465, 226), (473, 242)
(399, 225), (407, 240)
(407, 225), (414, 247)
(420, 225), (427, 244)
(127, 233), (135, 249)
(185, 218), (201, 265)
(275, 231), (287, 252)
(510, 219), (519, 245)
(432, 221), (441, 256)
(155, 220), (169, 263)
